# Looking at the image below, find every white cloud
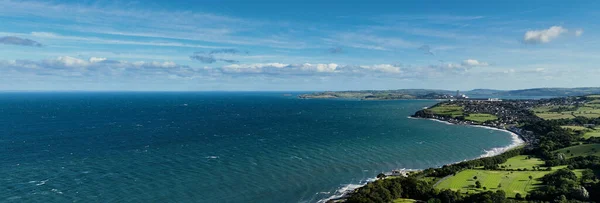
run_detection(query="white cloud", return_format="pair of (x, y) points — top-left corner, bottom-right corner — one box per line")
(461, 59), (489, 67)
(89, 57), (107, 63)
(523, 26), (567, 44)
(300, 63), (339, 73)
(359, 64), (403, 73)
(575, 29), (584, 37)
(56, 56), (89, 67)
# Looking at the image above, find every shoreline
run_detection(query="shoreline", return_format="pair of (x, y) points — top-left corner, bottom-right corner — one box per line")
(319, 116), (526, 203)
(415, 117), (525, 160)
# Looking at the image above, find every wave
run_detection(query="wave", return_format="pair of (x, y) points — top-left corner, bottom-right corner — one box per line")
(317, 179), (376, 203)
(476, 127), (524, 158)
(318, 168), (421, 203)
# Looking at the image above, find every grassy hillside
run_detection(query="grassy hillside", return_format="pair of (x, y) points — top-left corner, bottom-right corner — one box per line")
(499, 155), (544, 170)
(554, 144), (600, 158)
(561, 126), (600, 139)
(465, 113), (498, 123)
(427, 104), (464, 118)
(435, 169), (548, 198)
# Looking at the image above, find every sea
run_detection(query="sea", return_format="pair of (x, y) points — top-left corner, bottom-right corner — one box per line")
(0, 92), (519, 202)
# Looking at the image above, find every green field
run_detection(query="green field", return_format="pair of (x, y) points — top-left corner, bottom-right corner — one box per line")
(534, 113), (575, 120)
(428, 104), (464, 118)
(393, 198), (417, 203)
(562, 125), (590, 131)
(554, 144), (600, 158)
(571, 106), (600, 118)
(533, 104), (600, 120)
(561, 125), (600, 139)
(434, 153), (588, 198)
(435, 169), (549, 197)
(500, 155), (544, 170)
(466, 113), (498, 123)
(532, 106), (576, 120)
(584, 130), (600, 139)
(586, 95), (600, 98)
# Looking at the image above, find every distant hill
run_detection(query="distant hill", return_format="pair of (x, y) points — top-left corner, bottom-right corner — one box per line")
(464, 89), (506, 95)
(298, 87), (600, 100)
(498, 87), (600, 96)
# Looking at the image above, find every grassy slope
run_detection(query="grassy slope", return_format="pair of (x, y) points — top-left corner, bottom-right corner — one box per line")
(561, 126), (600, 139)
(533, 106), (576, 120)
(465, 113), (498, 123)
(584, 130), (600, 139)
(554, 144), (600, 158)
(500, 155), (544, 170)
(561, 125), (589, 131)
(434, 152), (588, 198)
(428, 105), (464, 118)
(435, 169), (548, 198)
(533, 97), (600, 120)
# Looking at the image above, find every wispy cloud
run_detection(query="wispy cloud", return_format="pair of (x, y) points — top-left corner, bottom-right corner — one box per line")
(208, 49), (247, 55)
(0, 36), (42, 47)
(0, 0), (314, 49)
(190, 49), (247, 64)
(418, 45), (434, 55)
(27, 32), (227, 49)
(328, 47), (343, 54)
(326, 33), (418, 51)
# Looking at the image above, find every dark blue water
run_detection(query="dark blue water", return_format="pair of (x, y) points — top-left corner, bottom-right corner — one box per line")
(0, 92), (514, 202)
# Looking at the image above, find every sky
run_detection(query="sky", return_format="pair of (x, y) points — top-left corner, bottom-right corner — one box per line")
(0, 0), (599, 91)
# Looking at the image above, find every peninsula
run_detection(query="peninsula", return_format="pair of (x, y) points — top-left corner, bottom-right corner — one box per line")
(337, 94), (600, 203)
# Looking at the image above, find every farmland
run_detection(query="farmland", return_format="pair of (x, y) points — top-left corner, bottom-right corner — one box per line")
(465, 113), (498, 123)
(427, 104), (464, 118)
(434, 169), (549, 198)
(499, 155), (544, 170)
(554, 144), (600, 158)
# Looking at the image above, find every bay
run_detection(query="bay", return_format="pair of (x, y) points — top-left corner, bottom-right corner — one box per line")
(0, 92), (514, 202)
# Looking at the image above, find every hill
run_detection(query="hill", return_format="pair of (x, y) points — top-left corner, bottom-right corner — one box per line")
(298, 87), (600, 100)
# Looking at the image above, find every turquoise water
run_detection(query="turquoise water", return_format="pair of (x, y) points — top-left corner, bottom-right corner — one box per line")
(0, 92), (513, 202)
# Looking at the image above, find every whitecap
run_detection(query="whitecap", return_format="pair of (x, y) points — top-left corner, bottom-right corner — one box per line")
(51, 189), (63, 194)
(34, 179), (48, 186)
(317, 177), (379, 203)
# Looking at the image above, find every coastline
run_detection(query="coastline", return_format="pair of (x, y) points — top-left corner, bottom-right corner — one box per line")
(414, 117), (525, 159)
(319, 116), (526, 203)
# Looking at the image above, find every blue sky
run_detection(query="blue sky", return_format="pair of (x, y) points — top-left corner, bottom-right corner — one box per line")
(0, 0), (598, 91)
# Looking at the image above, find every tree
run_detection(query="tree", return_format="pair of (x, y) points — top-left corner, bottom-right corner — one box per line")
(529, 175), (533, 180)
(377, 173), (386, 180)
(473, 176), (478, 180)
(475, 181), (482, 188)
(581, 169), (595, 183)
(515, 193), (523, 200)
(497, 183), (502, 188)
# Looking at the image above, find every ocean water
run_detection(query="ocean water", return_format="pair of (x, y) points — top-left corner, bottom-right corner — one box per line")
(0, 92), (515, 202)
